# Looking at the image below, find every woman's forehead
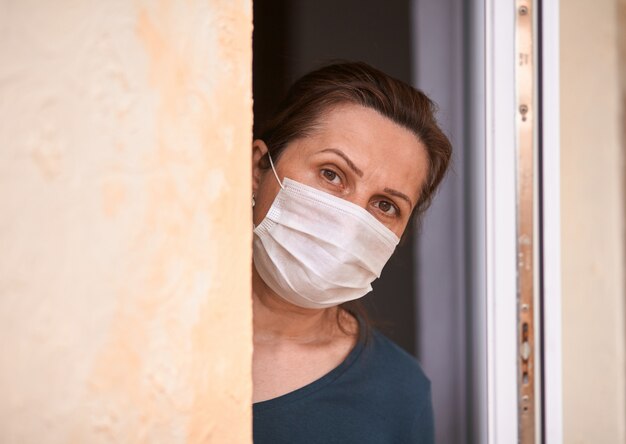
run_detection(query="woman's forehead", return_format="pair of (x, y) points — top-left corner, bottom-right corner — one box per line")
(309, 106), (423, 163)
(284, 104), (429, 198)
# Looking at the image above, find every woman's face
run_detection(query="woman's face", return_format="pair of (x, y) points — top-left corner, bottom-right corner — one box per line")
(252, 103), (429, 238)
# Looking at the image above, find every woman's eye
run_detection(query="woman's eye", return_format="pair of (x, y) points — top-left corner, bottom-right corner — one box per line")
(376, 200), (398, 216)
(321, 169), (341, 185)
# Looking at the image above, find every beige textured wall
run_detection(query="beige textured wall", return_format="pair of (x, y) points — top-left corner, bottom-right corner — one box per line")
(561, 0), (626, 442)
(0, 1), (252, 443)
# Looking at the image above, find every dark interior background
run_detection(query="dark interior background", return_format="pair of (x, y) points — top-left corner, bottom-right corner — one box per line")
(253, 0), (417, 355)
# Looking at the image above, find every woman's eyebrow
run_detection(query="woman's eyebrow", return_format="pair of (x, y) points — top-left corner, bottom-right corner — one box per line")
(319, 148), (413, 208)
(320, 148), (363, 177)
(384, 188), (413, 209)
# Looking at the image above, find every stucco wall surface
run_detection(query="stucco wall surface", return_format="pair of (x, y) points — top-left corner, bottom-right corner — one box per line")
(0, 1), (252, 442)
(561, 0), (626, 442)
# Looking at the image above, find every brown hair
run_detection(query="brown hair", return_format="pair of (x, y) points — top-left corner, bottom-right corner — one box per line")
(256, 61), (452, 334)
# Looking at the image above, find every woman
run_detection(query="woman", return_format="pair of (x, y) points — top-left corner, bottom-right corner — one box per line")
(252, 62), (451, 443)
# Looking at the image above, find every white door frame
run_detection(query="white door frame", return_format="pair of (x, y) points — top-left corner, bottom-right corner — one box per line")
(485, 0), (562, 442)
(538, 1), (562, 442)
(485, 1), (518, 441)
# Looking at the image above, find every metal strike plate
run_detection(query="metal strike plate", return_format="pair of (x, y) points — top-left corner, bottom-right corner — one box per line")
(516, 1), (537, 443)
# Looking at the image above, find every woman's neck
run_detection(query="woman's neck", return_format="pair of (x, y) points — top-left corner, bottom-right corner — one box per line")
(252, 267), (347, 345)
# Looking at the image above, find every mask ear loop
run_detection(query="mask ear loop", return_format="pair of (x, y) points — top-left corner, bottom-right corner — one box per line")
(267, 152), (285, 190)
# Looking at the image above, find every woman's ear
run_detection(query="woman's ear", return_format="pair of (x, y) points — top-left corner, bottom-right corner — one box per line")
(252, 139), (269, 194)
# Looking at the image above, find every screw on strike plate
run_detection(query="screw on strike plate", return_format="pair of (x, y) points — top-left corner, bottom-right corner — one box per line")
(519, 104), (529, 122)
(519, 5), (528, 15)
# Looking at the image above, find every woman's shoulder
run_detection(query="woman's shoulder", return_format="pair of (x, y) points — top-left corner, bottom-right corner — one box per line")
(363, 329), (430, 382)
(359, 329), (431, 398)
(345, 328), (433, 439)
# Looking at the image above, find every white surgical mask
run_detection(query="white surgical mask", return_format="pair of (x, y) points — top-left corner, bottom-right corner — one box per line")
(253, 154), (400, 309)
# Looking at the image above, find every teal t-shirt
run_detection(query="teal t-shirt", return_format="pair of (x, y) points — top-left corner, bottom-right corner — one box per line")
(253, 328), (434, 443)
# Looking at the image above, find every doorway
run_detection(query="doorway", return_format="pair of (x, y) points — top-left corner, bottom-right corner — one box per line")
(253, 1), (476, 442)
